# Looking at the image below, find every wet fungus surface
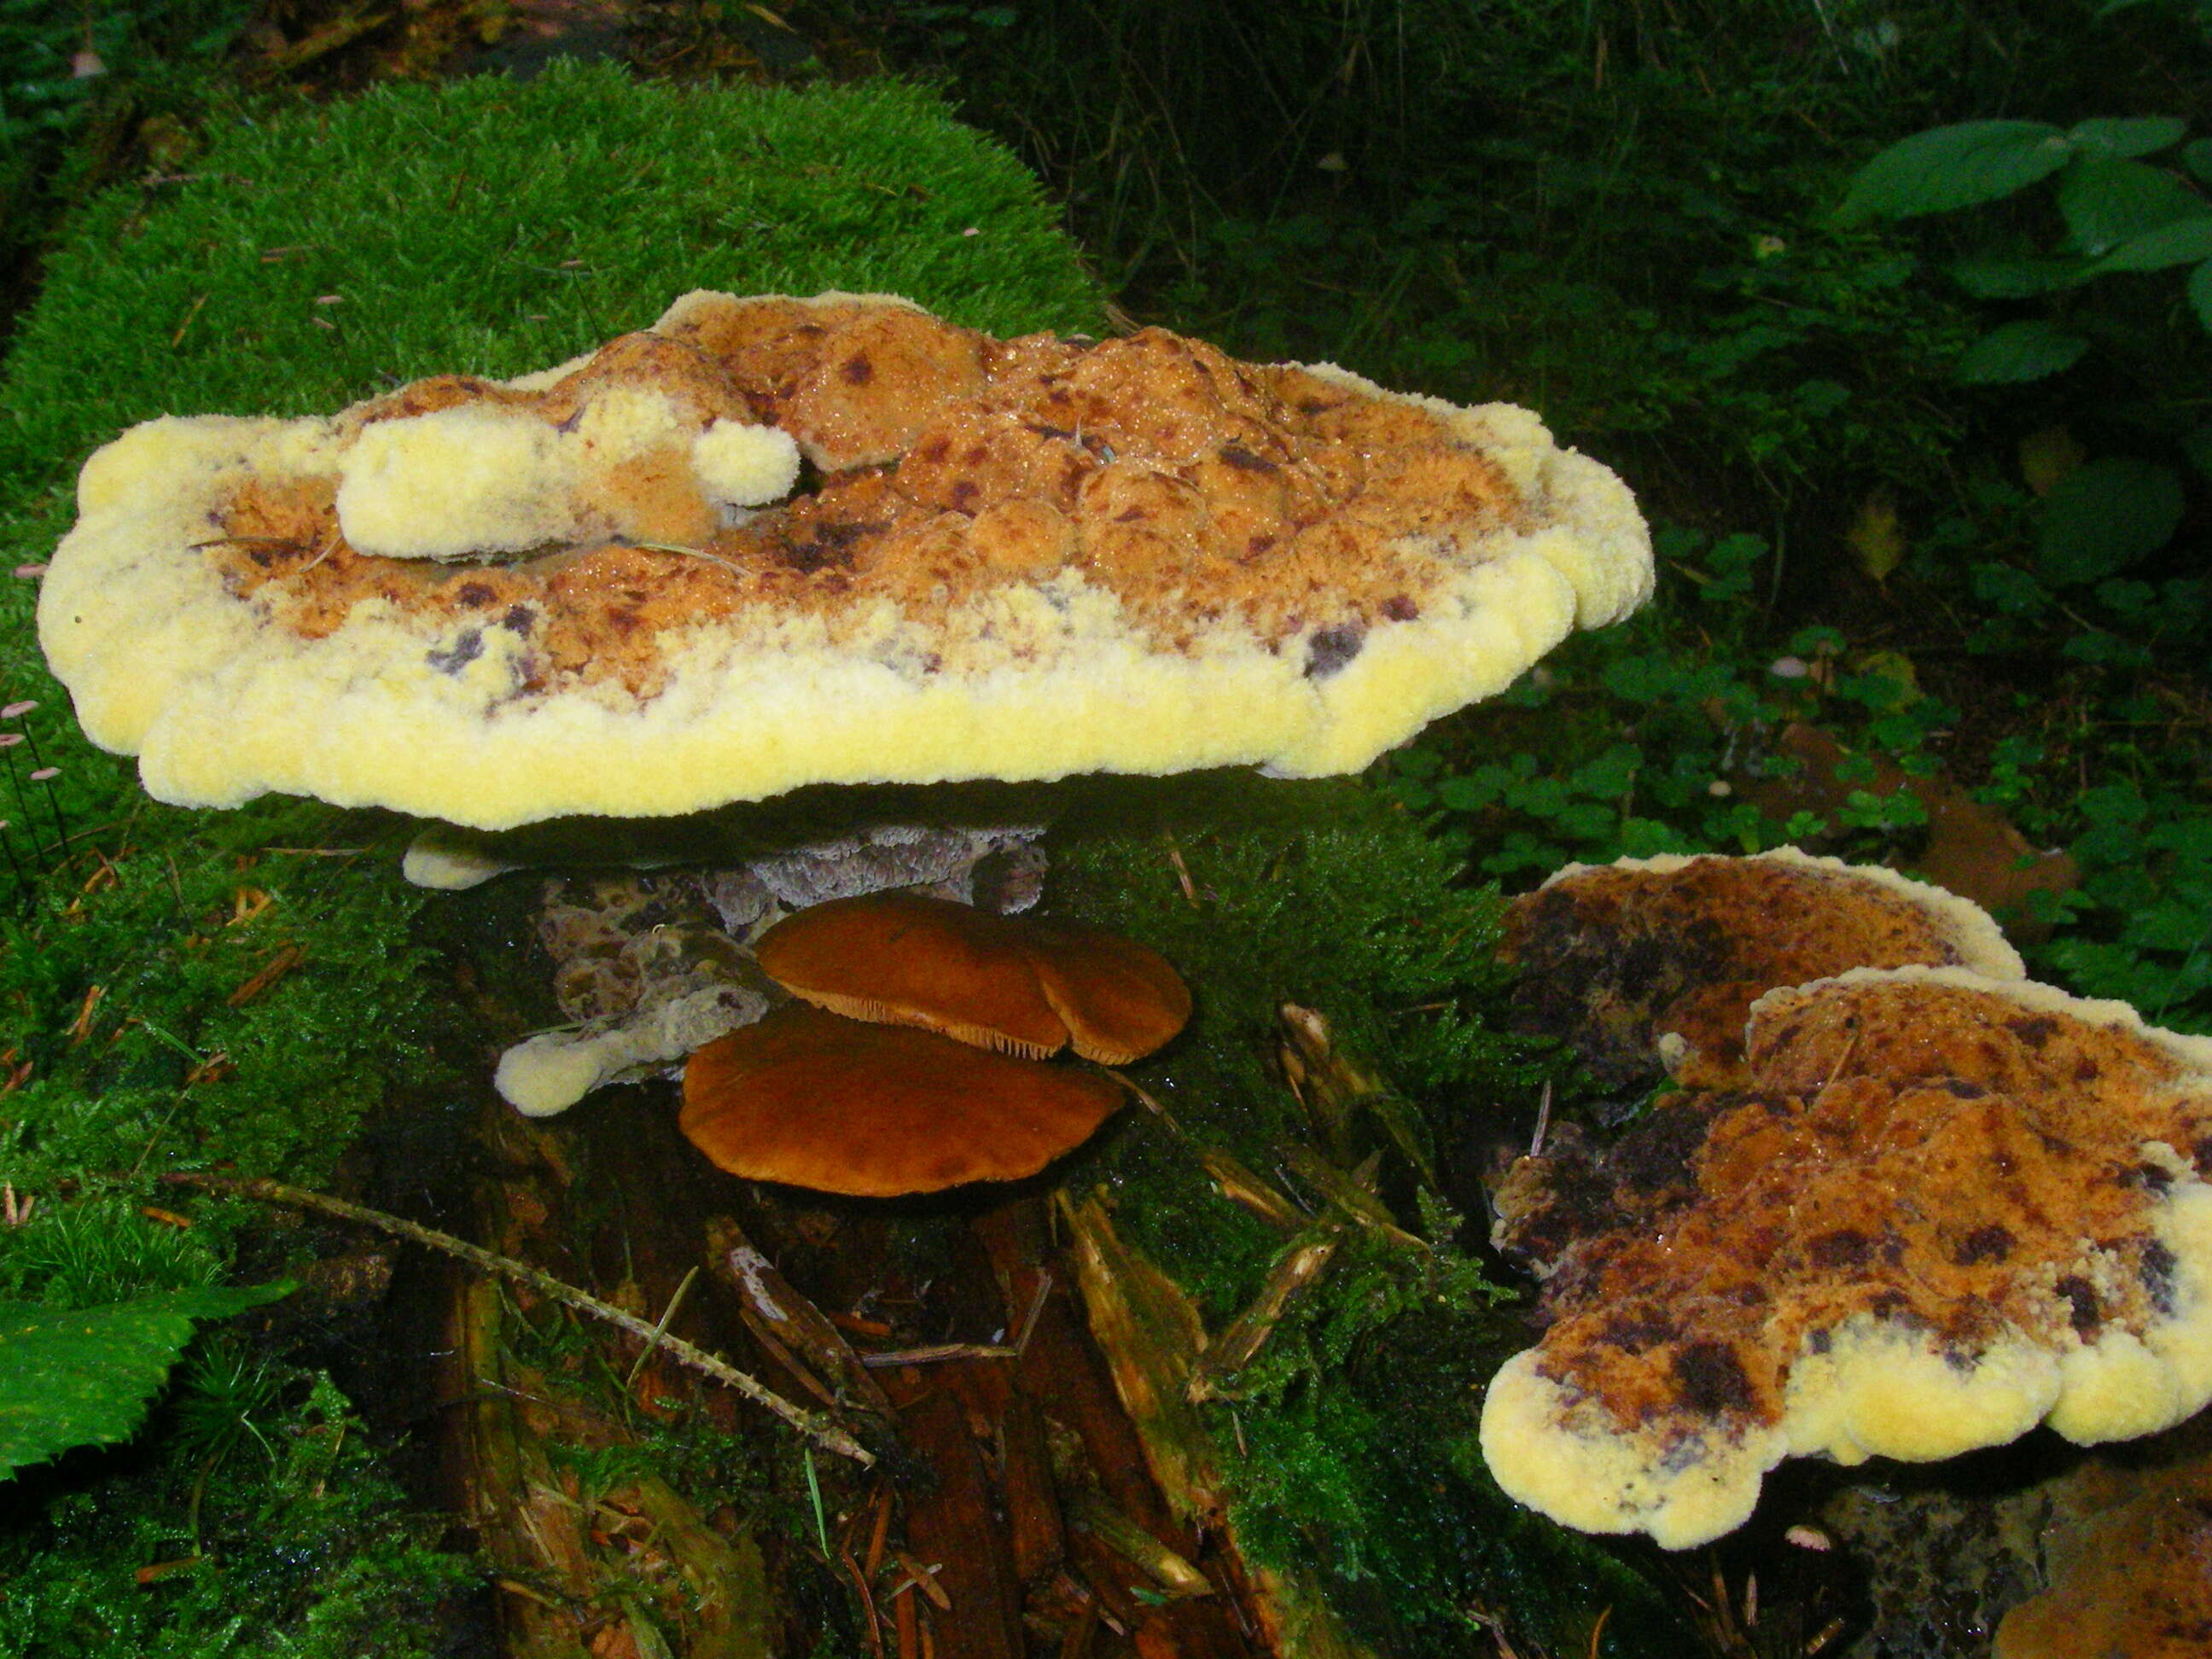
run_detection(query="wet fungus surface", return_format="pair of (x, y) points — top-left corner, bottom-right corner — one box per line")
(679, 893), (1186, 1196)
(1500, 847), (2024, 1091)
(754, 889), (1191, 1065)
(1481, 965), (2212, 1551)
(39, 290), (1650, 827)
(680, 1003), (1127, 1197)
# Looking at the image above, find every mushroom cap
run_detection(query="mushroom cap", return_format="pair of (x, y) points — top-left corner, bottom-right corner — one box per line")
(39, 291), (1650, 830)
(1480, 966), (2212, 1551)
(1502, 846), (2023, 1089)
(754, 891), (1190, 1065)
(679, 1002), (1126, 1196)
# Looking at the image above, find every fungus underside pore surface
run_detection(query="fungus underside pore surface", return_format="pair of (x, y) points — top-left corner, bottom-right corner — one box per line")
(0, 65), (1106, 1656)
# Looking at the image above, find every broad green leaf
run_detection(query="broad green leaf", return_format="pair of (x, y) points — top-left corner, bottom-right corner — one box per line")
(1847, 491), (1906, 580)
(2094, 212), (2212, 271)
(2184, 138), (2212, 184)
(0, 1284), (291, 1478)
(1836, 121), (2070, 223)
(1956, 320), (2088, 383)
(2191, 259), (2212, 333)
(2058, 156), (2206, 253)
(2067, 116), (2187, 159)
(2036, 457), (2186, 584)
(1951, 254), (2094, 297)
(2183, 421), (2212, 480)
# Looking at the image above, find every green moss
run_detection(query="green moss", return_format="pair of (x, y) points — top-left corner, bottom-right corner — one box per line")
(1048, 776), (1536, 1308)
(0, 1374), (474, 1659)
(1045, 782), (1693, 1656)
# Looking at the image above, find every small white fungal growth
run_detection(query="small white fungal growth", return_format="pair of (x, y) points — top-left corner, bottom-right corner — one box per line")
(336, 405), (574, 558)
(496, 983), (766, 1118)
(333, 394), (798, 561)
(692, 418), (801, 511)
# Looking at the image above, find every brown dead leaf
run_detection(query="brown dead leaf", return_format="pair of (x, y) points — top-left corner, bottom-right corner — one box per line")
(1741, 723), (2078, 935)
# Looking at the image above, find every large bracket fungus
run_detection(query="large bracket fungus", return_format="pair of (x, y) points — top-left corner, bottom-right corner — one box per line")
(1481, 851), (2212, 1553)
(39, 291), (1650, 828)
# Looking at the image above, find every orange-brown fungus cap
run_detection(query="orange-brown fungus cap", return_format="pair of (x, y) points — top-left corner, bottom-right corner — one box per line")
(1501, 847), (2022, 1089)
(1480, 965), (2212, 1551)
(754, 892), (1190, 1065)
(679, 1002), (1126, 1196)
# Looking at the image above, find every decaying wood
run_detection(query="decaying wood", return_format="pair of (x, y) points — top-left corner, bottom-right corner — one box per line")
(1057, 1193), (1378, 1659)
(164, 1166), (870, 1464)
(334, 1042), (1366, 1657)
(890, 1382), (1027, 1659)
(1274, 1147), (1424, 1254)
(1057, 1191), (1225, 1528)
(1194, 1150), (1306, 1231)
(1276, 1004), (1436, 1190)
(708, 1214), (897, 1418)
(436, 1105), (783, 1657)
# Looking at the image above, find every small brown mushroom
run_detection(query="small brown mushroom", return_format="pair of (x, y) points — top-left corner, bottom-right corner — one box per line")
(679, 1003), (1126, 1196)
(754, 891), (1190, 1065)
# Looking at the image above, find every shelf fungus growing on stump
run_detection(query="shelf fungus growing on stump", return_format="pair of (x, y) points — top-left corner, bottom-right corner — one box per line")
(38, 290), (1650, 829)
(680, 894), (1190, 1195)
(1500, 846), (2024, 1091)
(1480, 965), (2212, 1551)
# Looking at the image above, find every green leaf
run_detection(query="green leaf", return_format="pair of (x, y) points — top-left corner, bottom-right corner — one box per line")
(1836, 121), (2071, 223)
(2058, 156), (2207, 253)
(1950, 254), (2094, 297)
(2067, 116), (2187, 159)
(2183, 138), (2212, 184)
(1955, 320), (2089, 383)
(2036, 457), (2186, 585)
(2190, 259), (2212, 332)
(0, 1284), (292, 1478)
(2094, 212), (2212, 272)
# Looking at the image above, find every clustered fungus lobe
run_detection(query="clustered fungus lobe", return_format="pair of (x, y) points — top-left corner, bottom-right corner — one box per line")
(1481, 851), (2212, 1552)
(208, 300), (1522, 698)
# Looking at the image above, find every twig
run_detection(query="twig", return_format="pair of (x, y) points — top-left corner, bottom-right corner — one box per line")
(158, 1170), (873, 1466)
(171, 293), (209, 350)
(623, 1264), (700, 1392)
(1014, 1268), (1052, 1356)
(856, 1342), (1018, 1368)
